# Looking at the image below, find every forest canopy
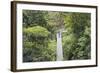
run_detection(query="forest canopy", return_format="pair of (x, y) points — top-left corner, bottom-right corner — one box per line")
(23, 10), (91, 62)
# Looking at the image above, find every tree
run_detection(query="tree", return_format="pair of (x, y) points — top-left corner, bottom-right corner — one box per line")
(63, 12), (91, 60)
(23, 10), (47, 27)
(22, 10), (91, 62)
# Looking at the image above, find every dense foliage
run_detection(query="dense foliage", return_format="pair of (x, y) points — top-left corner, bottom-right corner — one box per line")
(23, 10), (91, 62)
